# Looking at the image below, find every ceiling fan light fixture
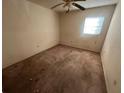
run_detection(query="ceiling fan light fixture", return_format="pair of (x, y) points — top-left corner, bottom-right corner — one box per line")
(51, 0), (86, 13)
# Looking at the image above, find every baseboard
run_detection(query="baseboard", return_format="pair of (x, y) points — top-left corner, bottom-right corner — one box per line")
(59, 42), (100, 53)
(100, 55), (110, 93)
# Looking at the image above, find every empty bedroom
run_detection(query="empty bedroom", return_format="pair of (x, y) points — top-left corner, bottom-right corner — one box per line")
(2, 0), (121, 93)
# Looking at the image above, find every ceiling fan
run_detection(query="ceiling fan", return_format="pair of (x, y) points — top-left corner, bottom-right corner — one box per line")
(51, 0), (86, 13)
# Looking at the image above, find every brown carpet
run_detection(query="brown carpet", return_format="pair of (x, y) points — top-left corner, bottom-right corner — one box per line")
(3, 45), (107, 93)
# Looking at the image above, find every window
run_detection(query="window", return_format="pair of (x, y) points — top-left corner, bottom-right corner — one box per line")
(83, 17), (104, 35)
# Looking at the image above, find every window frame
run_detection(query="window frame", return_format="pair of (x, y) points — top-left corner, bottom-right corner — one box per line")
(83, 16), (105, 35)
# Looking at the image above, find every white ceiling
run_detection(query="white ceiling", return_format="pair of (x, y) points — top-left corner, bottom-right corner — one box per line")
(28, 0), (119, 12)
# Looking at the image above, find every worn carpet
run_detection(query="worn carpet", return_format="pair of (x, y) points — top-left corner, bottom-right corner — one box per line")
(3, 45), (107, 93)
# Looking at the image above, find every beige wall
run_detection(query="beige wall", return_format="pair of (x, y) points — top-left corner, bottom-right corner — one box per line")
(101, 2), (121, 93)
(3, 0), (59, 68)
(59, 5), (115, 52)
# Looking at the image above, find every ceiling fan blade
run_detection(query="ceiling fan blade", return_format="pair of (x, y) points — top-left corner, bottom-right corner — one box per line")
(51, 3), (64, 9)
(72, 3), (85, 10)
(73, 0), (86, 1)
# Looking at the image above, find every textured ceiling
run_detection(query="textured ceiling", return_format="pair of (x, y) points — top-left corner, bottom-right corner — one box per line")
(28, 0), (119, 12)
